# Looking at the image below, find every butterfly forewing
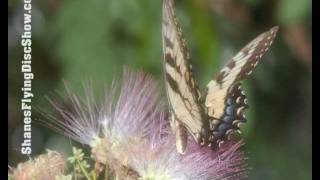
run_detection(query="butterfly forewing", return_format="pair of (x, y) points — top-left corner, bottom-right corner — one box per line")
(162, 0), (209, 150)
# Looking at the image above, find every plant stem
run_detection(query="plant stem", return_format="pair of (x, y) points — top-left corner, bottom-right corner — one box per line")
(76, 159), (92, 180)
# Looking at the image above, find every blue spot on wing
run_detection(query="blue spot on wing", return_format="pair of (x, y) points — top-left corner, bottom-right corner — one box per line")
(211, 83), (248, 142)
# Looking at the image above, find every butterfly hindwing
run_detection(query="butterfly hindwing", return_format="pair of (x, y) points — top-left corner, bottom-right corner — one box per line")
(211, 83), (248, 145)
(204, 27), (278, 143)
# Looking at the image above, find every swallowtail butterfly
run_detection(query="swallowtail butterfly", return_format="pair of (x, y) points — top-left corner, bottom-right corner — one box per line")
(162, 0), (278, 154)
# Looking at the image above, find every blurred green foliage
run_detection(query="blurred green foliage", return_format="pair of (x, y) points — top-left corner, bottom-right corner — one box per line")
(8, 0), (311, 179)
(277, 0), (311, 25)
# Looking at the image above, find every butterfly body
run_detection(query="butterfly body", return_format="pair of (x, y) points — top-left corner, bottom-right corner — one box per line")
(162, 0), (278, 153)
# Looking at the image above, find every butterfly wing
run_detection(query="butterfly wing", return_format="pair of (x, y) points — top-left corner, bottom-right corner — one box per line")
(204, 27), (278, 144)
(162, 0), (209, 153)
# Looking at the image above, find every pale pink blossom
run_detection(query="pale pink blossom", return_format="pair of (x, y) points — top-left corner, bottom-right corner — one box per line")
(124, 130), (247, 180)
(9, 150), (66, 180)
(41, 68), (248, 179)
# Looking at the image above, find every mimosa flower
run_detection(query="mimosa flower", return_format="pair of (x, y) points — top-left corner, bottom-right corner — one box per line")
(125, 137), (247, 180)
(41, 68), (166, 165)
(9, 150), (66, 180)
(40, 67), (248, 180)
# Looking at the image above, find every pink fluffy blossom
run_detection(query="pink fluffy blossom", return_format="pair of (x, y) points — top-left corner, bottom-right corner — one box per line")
(124, 129), (247, 180)
(41, 68), (248, 179)
(41, 68), (164, 147)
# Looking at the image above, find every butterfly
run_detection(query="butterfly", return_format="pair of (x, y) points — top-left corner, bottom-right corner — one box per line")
(162, 0), (278, 154)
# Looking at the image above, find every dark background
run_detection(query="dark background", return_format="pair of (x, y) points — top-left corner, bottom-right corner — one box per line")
(8, 0), (311, 179)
